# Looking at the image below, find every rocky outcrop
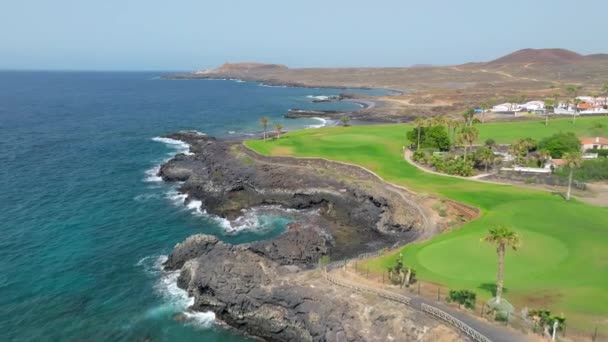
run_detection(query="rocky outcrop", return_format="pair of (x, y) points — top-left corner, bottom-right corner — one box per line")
(158, 131), (424, 260)
(157, 131), (447, 340)
(284, 109), (341, 119)
(166, 234), (460, 342)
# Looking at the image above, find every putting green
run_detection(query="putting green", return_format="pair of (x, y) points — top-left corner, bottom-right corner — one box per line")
(416, 230), (569, 282)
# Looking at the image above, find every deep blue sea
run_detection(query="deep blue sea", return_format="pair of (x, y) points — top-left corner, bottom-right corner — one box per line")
(0, 72), (388, 341)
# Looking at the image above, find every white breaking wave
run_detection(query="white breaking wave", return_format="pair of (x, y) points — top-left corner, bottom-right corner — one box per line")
(151, 137), (193, 155)
(183, 311), (216, 329)
(307, 117), (327, 129)
(136, 255), (216, 328)
(164, 190), (294, 235)
(144, 165), (163, 182)
(306, 95), (330, 101)
(144, 136), (193, 183)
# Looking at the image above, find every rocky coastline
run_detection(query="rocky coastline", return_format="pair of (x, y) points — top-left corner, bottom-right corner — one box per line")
(157, 131), (457, 341)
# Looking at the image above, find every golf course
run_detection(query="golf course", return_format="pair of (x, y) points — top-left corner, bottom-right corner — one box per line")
(246, 117), (608, 334)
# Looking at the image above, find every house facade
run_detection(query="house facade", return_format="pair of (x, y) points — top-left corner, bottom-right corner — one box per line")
(580, 137), (608, 151)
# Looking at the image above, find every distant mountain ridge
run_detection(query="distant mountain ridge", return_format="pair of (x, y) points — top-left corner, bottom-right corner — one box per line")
(195, 62), (288, 75)
(486, 48), (591, 65)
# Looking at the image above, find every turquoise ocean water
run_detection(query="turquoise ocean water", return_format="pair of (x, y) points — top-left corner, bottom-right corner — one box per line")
(0, 72), (387, 341)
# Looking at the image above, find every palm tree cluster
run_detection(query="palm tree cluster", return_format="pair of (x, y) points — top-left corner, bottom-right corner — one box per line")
(259, 116), (283, 141)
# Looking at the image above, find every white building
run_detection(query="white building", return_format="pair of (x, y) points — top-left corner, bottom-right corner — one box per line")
(491, 103), (522, 113)
(522, 101), (545, 111)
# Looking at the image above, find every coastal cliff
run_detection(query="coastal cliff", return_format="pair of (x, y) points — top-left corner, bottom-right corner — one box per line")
(163, 234), (460, 342)
(157, 131), (456, 341)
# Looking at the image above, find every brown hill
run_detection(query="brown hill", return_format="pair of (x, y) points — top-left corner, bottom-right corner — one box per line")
(586, 53), (608, 61)
(487, 48), (585, 65)
(210, 62), (288, 74)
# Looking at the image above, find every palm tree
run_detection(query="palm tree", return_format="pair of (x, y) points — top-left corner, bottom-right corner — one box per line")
(543, 99), (553, 126)
(479, 102), (489, 120)
(459, 126), (479, 159)
(536, 149), (551, 168)
(260, 116), (270, 142)
(482, 226), (521, 304)
(274, 123), (283, 140)
(413, 118), (426, 150)
(435, 115), (448, 133)
(571, 98), (581, 124)
(509, 141), (524, 165)
(563, 152), (582, 201)
(602, 81), (608, 112)
(476, 147), (495, 173)
(566, 85), (582, 99)
(446, 118), (460, 146)
(462, 109), (475, 127)
(552, 92), (561, 111)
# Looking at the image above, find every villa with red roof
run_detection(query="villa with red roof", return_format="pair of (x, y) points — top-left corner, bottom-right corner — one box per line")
(580, 137), (608, 151)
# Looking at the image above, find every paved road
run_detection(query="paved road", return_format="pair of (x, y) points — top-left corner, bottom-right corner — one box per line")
(328, 266), (532, 342)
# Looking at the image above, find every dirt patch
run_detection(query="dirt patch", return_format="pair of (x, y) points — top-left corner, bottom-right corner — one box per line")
(272, 146), (293, 156)
(577, 182), (608, 207)
(518, 292), (564, 310)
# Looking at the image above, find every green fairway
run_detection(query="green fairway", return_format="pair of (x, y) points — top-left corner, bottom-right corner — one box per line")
(475, 116), (608, 144)
(245, 117), (608, 333)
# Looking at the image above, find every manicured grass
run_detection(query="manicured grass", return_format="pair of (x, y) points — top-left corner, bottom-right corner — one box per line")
(476, 116), (608, 144)
(245, 117), (608, 333)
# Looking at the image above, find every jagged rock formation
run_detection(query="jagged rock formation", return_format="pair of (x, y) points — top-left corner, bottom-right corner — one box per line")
(164, 234), (461, 342)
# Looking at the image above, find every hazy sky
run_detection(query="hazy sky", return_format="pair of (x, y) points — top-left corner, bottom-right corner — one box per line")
(1, 0), (606, 71)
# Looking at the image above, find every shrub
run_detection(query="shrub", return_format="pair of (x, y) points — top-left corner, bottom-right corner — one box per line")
(388, 256), (416, 288)
(586, 148), (608, 158)
(432, 202), (448, 217)
(447, 290), (477, 309)
(407, 125), (451, 151)
(537, 132), (581, 158)
(412, 150), (426, 162)
(527, 309), (566, 335)
(318, 255), (331, 268)
(432, 155), (474, 176)
(555, 158), (608, 181)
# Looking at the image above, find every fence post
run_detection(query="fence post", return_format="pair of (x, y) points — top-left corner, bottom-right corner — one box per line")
(437, 287), (440, 301)
(480, 305), (484, 317)
(592, 326), (597, 342)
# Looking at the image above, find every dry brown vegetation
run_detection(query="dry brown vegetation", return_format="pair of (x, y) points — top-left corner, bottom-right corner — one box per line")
(172, 49), (608, 122)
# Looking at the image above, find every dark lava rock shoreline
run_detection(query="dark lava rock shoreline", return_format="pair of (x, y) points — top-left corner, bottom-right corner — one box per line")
(156, 131), (444, 341)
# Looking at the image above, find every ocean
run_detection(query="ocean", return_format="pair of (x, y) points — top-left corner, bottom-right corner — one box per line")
(0, 71), (388, 341)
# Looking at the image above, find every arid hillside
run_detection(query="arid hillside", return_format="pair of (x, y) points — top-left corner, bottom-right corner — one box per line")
(170, 49), (608, 121)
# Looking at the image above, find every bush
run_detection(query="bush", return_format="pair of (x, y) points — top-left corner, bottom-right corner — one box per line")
(431, 155), (474, 176)
(388, 257), (416, 288)
(555, 158), (608, 181)
(407, 125), (451, 151)
(412, 150), (426, 162)
(318, 255), (331, 268)
(447, 290), (477, 309)
(537, 132), (581, 158)
(586, 148), (608, 158)
(527, 309), (566, 335)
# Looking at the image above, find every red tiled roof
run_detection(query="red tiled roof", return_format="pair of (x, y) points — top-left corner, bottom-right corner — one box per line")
(580, 137), (608, 145)
(577, 103), (594, 109)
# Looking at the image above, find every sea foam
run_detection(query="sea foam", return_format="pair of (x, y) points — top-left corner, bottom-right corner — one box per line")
(136, 255), (216, 327)
(307, 117), (327, 129)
